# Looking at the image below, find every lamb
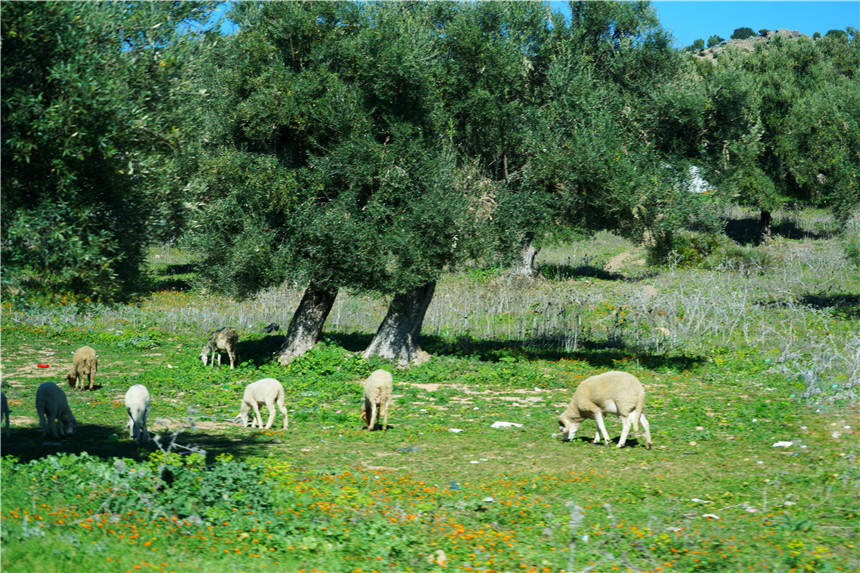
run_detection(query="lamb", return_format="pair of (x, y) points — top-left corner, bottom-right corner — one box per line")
(235, 378), (288, 430)
(67, 345), (98, 390)
(558, 370), (651, 449)
(200, 327), (239, 369)
(361, 369), (393, 431)
(35, 382), (77, 440)
(1, 392), (10, 438)
(124, 384), (151, 444)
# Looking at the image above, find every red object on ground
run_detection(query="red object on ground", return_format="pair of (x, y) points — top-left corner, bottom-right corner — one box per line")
(37, 364), (50, 368)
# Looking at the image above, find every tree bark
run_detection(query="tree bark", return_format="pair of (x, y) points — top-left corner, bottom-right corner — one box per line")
(363, 281), (436, 367)
(277, 281), (338, 365)
(759, 209), (772, 245)
(513, 233), (538, 277)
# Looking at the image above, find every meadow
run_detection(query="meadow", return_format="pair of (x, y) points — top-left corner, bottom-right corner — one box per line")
(1, 209), (858, 573)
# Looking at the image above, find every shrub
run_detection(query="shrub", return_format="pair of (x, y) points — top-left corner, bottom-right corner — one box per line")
(731, 27), (756, 40)
(647, 230), (731, 268)
(841, 213), (860, 268)
(703, 243), (777, 274)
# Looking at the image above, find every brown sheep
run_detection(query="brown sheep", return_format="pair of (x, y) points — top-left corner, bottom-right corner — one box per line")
(67, 346), (98, 390)
(200, 327), (239, 369)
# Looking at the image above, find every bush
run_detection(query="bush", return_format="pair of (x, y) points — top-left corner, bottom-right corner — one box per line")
(842, 213), (860, 268)
(731, 27), (756, 40)
(703, 243), (777, 274)
(647, 230), (731, 268)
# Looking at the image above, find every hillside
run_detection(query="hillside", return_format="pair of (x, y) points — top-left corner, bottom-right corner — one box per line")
(694, 28), (807, 60)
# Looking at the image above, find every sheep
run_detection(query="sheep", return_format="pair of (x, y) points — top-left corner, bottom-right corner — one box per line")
(35, 382), (77, 440)
(1, 392), (9, 438)
(124, 384), (151, 444)
(558, 371), (651, 449)
(361, 369), (393, 431)
(235, 378), (288, 430)
(200, 327), (239, 369)
(67, 345), (98, 390)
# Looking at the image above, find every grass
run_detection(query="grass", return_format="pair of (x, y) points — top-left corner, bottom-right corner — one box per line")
(1, 209), (858, 572)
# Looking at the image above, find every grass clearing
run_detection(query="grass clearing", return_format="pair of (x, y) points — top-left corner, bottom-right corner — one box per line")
(2, 215), (858, 572)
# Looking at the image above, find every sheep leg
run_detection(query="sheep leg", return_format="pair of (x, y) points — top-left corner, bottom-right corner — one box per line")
(127, 409), (135, 439)
(263, 399), (276, 429)
(381, 398), (389, 431)
(594, 411), (612, 445)
(565, 421), (581, 442)
(368, 401), (378, 431)
(277, 396), (289, 430)
(639, 413), (652, 449)
(216, 352), (222, 368)
(140, 408), (149, 442)
(618, 413), (634, 448)
(251, 402), (264, 428)
(38, 408), (48, 438)
(228, 350), (236, 370)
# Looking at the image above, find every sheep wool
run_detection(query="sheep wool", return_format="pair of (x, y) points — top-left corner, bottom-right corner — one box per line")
(361, 369), (393, 432)
(558, 370), (652, 449)
(35, 382), (77, 440)
(67, 346), (98, 390)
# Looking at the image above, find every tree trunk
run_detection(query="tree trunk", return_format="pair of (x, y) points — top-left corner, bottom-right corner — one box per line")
(513, 233), (538, 277)
(277, 281), (337, 365)
(759, 209), (772, 245)
(363, 281), (436, 367)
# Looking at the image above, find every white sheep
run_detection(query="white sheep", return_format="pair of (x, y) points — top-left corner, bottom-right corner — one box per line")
(67, 345), (98, 390)
(235, 378), (288, 430)
(200, 327), (238, 369)
(1, 392), (10, 438)
(558, 371), (652, 449)
(124, 384), (151, 444)
(361, 369), (393, 431)
(35, 382), (77, 440)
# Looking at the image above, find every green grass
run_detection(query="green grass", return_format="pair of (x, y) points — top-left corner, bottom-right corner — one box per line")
(1, 217), (858, 573)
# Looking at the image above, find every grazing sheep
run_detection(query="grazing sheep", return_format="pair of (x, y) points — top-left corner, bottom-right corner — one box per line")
(558, 371), (651, 449)
(235, 378), (288, 430)
(124, 384), (151, 444)
(361, 369), (393, 431)
(1, 392), (9, 438)
(67, 345), (98, 390)
(200, 327), (239, 369)
(35, 382), (77, 440)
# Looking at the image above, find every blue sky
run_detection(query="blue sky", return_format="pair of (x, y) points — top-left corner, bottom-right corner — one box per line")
(650, 1), (859, 48)
(212, 2), (858, 48)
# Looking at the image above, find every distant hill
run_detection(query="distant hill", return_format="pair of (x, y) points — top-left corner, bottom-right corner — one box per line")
(693, 29), (807, 60)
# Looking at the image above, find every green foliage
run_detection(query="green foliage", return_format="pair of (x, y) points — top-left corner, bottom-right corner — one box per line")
(707, 35), (725, 48)
(759, 29), (769, 37)
(732, 27), (756, 40)
(647, 230), (731, 268)
(687, 38), (705, 51)
(842, 213), (860, 268)
(0, 2), (212, 302)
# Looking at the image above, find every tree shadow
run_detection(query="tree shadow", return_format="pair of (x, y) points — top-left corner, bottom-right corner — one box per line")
(237, 335), (287, 366)
(419, 334), (703, 371)
(799, 293), (860, 319)
(1, 423), (276, 465)
(538, 263), (625, 281)
(725, 216), (833, 245)
(150, 263), (197, 292)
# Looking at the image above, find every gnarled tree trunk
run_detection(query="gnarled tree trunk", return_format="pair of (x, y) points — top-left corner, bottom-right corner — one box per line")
(277, 281), (337, 365)
(363, 281), (436, 367)
(759, 209), (772, 245)
(513, 232), (538, 277)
